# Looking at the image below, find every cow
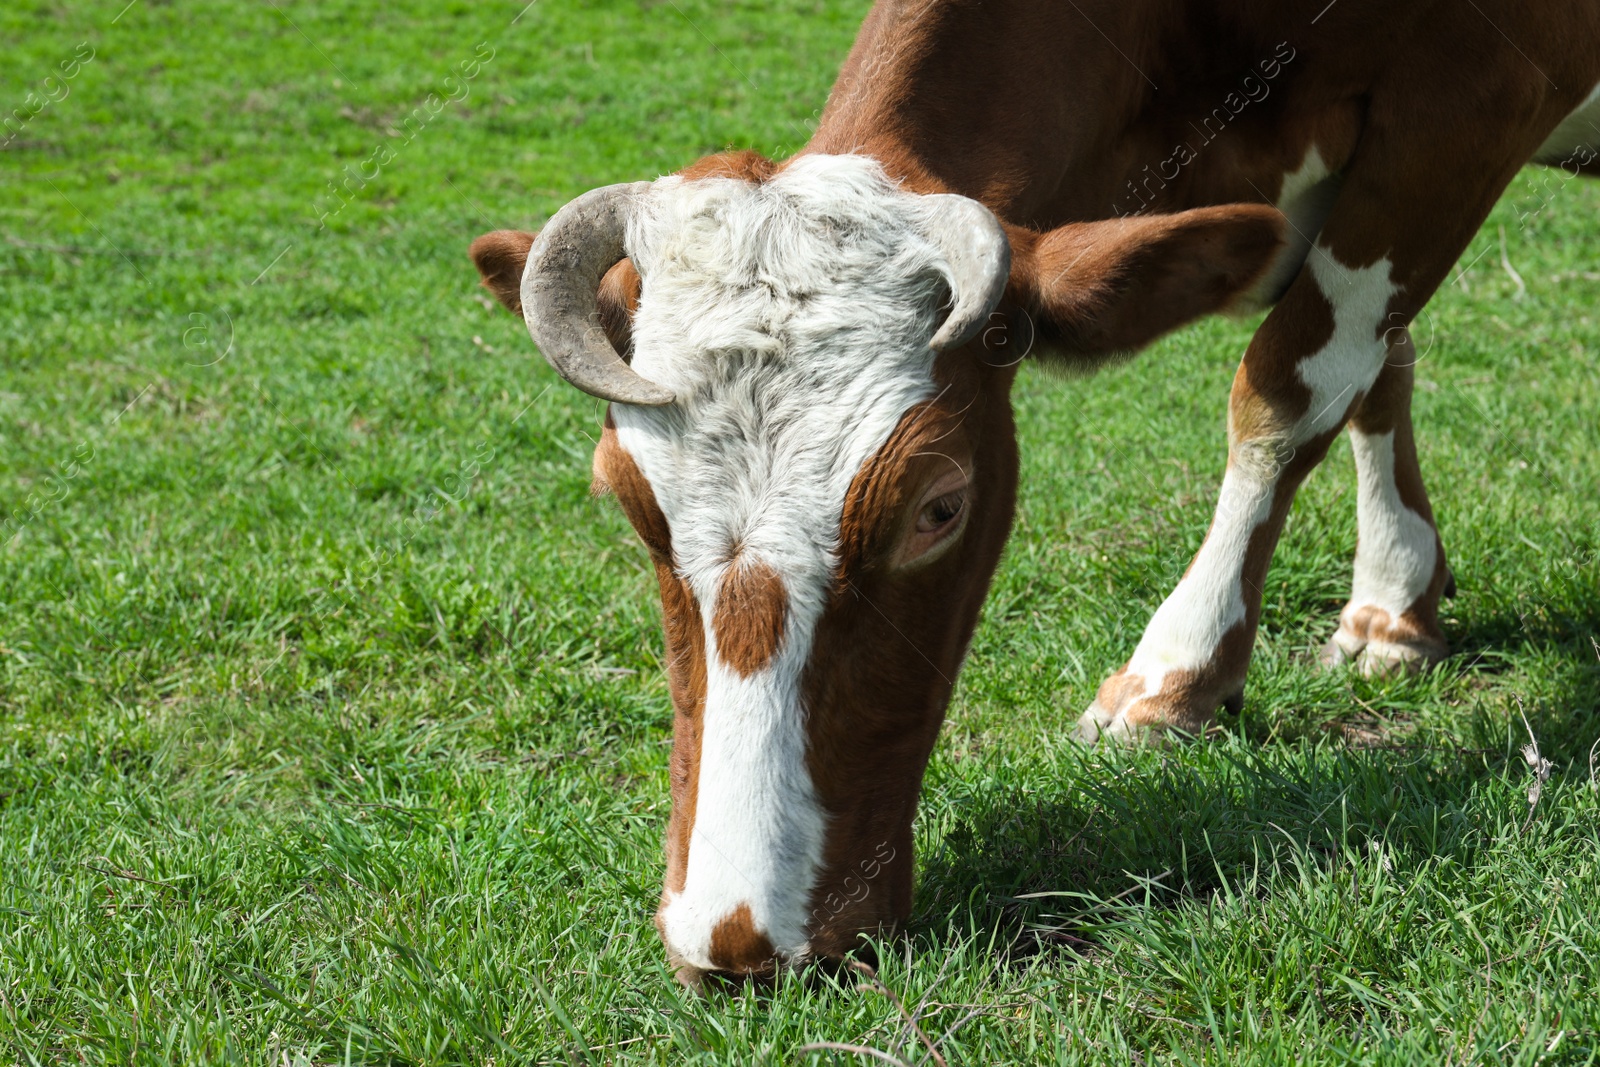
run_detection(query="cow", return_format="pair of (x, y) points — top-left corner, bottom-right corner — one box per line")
(470, 0), (1600, 984)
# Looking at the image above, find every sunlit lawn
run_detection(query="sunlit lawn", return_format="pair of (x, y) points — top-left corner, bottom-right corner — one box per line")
(3, 1), (1598, 1063)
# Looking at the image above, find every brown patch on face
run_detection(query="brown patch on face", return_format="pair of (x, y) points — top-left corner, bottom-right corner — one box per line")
(707, 904), (777, 975)
(834, 405), (959, 580)
(800, 349), (1021, 957)
(712, 558), (788, 677)
(657, 564), (707, 899)
(593, 413), (672, 562)
(590, 416), (709, 904)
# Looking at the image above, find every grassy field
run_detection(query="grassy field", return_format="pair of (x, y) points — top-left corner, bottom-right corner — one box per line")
(3, 1), (1599, 1063)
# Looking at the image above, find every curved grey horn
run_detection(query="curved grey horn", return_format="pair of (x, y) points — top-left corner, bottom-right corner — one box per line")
(522, 181), (675, 406)
(919, 195), (1013, 352)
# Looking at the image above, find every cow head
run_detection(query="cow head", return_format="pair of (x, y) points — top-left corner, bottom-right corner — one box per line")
(471, 153), (1283, 984)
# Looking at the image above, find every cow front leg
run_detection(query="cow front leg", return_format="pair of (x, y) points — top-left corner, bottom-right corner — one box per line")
(1321, 339), (1453, 675)
(1071, 46), (1554, 744)
(1075, 250), (1406, 744)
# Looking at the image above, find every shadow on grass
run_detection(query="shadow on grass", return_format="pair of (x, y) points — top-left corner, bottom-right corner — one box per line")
(913, 595), (1600, 968)
(1440, 597), (1600, 756)
(1446, 577), (1600, 653)
(911, 741), (1497, 967)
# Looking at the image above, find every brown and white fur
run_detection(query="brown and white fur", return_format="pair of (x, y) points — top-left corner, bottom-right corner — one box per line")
(471, 0), (1600, 982)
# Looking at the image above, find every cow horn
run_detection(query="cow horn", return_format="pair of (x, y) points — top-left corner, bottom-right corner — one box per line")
(920, 195), (1013, 352)
(522, 181), (675, 407)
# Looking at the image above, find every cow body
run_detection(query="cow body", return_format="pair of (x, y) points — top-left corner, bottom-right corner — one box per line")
(818, 1), (1600, 226)
(473, 0), (1600, 983)
(811, 0), (1600, 740)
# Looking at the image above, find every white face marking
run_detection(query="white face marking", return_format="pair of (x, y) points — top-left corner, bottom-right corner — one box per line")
(659, 640), (826, 968)
(1119, 248), (1397, 698)
(611, 154), (958, 968)
(1532, 82), (1600, 165)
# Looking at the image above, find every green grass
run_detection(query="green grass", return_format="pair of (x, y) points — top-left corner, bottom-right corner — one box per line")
(3, 1), (1599, 1063)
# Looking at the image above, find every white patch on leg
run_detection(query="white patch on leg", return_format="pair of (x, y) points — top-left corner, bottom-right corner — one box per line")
(1236, 147), (1338, 312)
(1348, 430), (1437, 616)
(1095, 246), (1399, 723)
(1294, 251), (1399, 439)
(1121, 463), (1275, 696)
(1130, 248), (1396, 687)
(1327, 427), (1440, 663)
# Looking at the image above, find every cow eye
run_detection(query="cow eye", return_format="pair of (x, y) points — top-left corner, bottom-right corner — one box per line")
(916, 490), (966, 533)
(892, 462), (972, 569)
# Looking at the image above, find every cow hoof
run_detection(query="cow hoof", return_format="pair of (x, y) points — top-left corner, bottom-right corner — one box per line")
(1101, 712), (1173, 747)
(1074, 705), (1185, 747)
(1072, 671), (1221, 746)
(1318, 631), (1357, 668)
(1072, 678), (1166, 746)
(1072, 700), (1115, 744)
(1359, 640), (1447, 677)
(1319, 630), (1447, 678)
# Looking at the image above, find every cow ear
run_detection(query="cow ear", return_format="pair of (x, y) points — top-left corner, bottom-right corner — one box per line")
(469, 231), (641, 360)
(1005, 205), (1286, 359)
(469, 230), (537, 316)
